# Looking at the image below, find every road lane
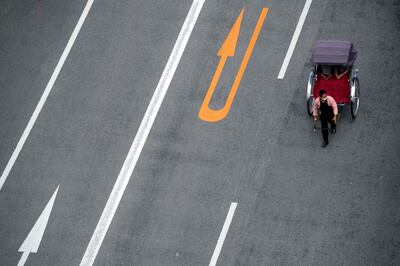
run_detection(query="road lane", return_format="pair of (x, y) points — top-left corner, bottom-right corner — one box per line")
(1, 0), (398, 265)
(0, 0), (86, 183)
(93, 0), (314, 265)
(277, 0), (312, 79)
(95, 0), (399, 264)
(0, 0), (95, 191)
(230, 0), (400, 265)
(0, 0), (194, 265)
(80, 0), (205, 264)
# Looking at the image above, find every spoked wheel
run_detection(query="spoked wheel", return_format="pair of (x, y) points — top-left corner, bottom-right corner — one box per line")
(351, 78), (360, 119)
(307, 97), (314, 116)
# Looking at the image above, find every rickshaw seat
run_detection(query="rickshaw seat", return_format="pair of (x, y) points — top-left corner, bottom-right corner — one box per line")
(314, 73), (350, 104)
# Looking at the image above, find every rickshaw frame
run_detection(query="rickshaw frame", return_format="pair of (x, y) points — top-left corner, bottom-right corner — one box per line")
(306, 40), (360, 119)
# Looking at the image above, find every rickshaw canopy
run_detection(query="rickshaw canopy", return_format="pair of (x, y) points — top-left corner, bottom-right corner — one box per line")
(310, 40), (357, 66)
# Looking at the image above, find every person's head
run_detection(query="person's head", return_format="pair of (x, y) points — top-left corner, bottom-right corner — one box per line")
(338, 65), (346, 73)
(321, 65), (331, 75)
(319, 89), (328, 102)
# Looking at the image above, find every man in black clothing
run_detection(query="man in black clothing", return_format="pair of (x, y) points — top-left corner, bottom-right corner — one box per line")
(312, 89), (338, 147)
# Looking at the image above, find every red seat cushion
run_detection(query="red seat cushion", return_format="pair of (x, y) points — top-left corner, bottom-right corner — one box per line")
(313, 74), (350, 104)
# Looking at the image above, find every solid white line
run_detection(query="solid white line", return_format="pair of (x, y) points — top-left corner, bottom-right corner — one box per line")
(0, 0), (95, 191)
(209, 202), (238, 266)
(277, 0), (312, 79)
(79, 1), (205, 265)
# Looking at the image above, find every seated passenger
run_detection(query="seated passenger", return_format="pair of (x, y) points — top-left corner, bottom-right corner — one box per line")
(320, 65), (332, 80)
(335, 65), (349, 79)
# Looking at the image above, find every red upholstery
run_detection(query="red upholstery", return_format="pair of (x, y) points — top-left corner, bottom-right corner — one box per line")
(313, 74), (350, 104)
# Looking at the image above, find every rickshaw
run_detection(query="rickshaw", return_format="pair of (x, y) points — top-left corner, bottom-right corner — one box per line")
(306, 40), (360, 119)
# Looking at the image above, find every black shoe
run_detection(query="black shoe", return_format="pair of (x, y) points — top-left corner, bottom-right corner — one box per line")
(331, 128), (336, 134)
(322, 141), (328, 148)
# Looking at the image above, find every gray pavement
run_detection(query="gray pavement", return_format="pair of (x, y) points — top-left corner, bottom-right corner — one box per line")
(0, 0), (399, 265)
(0, 0), (86, 173)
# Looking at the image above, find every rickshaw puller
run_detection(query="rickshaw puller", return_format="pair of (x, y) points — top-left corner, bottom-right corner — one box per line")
(313, 89), (338, 147)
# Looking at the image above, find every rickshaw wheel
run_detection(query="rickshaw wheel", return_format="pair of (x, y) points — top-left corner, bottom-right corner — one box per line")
(351, 78), (360, 119)
(307, 97), (314, 116)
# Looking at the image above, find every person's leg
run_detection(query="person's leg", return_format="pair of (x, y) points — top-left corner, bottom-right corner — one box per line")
(321, 118), (329, 146)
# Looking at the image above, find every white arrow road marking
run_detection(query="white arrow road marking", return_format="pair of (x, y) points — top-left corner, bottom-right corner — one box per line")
(277, 0), (312, 79)
(0, 0), (95, 191)
(209, 202), (237, 266)
(80, 1), (205, 265)
(17, 186), (59, 266)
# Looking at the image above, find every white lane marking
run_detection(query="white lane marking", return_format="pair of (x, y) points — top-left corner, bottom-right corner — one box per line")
(209, 202), (238, 266)
(0, 0), (95, 191)
(79, 1), (205, 265)
(18, 186), (60, 266)
(277, 0), (312, 79)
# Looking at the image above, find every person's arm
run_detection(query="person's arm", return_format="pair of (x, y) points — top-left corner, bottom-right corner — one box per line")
(335, 68), (349, 79)
(329, 96), (338, 123)
(342, 68), (349, 78)
(330, 97), (338, 116)
(321, 73), (332, 80)
(335, 68), (340, 79)
(312, 98), (319, 127)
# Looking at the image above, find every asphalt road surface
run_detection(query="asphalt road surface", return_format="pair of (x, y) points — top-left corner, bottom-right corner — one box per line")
(1, 0), (399, 265)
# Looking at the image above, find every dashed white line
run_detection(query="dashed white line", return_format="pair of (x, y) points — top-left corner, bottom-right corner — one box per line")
(0, 0), (95, 191)
(209, 202), (238, 266)
(277, 0), (312, 79)
(79, 1), (205, 265)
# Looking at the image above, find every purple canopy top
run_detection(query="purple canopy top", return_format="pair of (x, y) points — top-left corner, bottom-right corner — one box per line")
(310, 40), (357, 66)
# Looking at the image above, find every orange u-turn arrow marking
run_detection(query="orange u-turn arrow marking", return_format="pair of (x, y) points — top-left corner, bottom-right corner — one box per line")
(199, 7), (269, 122)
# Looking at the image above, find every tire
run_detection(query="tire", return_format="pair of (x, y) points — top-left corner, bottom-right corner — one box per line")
(307, 97), (314, 116)
(351, 78), (360, 119)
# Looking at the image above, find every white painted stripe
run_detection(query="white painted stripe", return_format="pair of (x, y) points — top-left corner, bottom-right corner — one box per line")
(17, 251), (29, 266)
(209, 202), (238, 266)
(0, 0), (95, 191)
(19, 185), (60, 253)
(79, 1), (205, 265)
(277, 0), (312, 79)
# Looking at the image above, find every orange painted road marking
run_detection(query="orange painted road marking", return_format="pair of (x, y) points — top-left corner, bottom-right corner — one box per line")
(198, 9), (244, 122)
(199, 7), (269, 122)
